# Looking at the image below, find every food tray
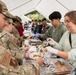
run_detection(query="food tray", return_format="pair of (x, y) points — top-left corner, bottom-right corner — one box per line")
(40, 58), (74, 75)
(50, 58), (74, 75)
(29, 39), (42, 45)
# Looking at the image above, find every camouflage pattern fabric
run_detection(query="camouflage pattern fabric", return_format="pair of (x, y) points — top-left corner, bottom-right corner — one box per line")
(0, 30), (24, 59)
(0, 56), (40, 75)
(0, 64), (8, 75)
(0, 61), (40, 75)
(0, 41), (40, 75)
(0, 50), (20, 75)
(0, 0), (40, 75)
(20, 61), (40, 75)
(12, 26), (20, 39)
(0, 46), (6, 61)
(12, 26), (24, 47)
(0, 0), (14, 18)
(0, 30), (19, 50)
(0, 62), (20, 75)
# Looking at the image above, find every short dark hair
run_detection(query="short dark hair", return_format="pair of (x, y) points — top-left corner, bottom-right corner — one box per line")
(49, 11), (61, 20)
(42, 18), (46, 21)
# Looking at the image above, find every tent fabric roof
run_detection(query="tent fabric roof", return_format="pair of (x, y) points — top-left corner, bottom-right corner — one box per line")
(2, 0), (76, 22)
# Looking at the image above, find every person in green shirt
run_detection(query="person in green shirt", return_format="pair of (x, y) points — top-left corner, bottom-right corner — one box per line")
(33, 11), (67, 42)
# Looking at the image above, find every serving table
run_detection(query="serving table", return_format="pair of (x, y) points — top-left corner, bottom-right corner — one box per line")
(23, 38), (74, 75)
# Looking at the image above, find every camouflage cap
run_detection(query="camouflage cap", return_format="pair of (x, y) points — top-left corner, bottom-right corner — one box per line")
(0, 1), (14, 18)
(15, 16), (22, 24)
(7, 18), (13, 24)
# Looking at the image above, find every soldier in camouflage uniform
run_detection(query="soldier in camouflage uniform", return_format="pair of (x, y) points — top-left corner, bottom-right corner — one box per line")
(3, 18), (20, 38)
(12, 16), (24, 37)
(12, 25), (20, 38)
(3, 19), (21, 49)
(0, 47), (40, 75)
(0, 1), (43, 75)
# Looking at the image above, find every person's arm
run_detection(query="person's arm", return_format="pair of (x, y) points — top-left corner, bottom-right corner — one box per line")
(43, 27), (52, 38)
(42, 46), (68, 59)
(57, 48), (76, 60)
(33, 27), (52, 39)
(53, 31), (68, 50)
(57, 50), (68, 58)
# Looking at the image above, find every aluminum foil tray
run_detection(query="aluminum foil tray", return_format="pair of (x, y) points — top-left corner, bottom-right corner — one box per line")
(50, 58), (74, 75)
(40, 58), (74, 75)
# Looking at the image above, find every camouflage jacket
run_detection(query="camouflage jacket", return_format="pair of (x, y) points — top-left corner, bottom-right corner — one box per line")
(0, 55), (40, 75)
(0, 30), (24, 59)
(12, 26), (20, 39)
(0, 31), (40, 75)
(0, 30), (20, 51)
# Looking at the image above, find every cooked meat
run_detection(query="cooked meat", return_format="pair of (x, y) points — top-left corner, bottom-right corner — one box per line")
(55, 60), (64, 67)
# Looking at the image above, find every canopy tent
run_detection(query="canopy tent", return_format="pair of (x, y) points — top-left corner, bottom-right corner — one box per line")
(2, 0), (76, 22)
(20, 15), (31, 23)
